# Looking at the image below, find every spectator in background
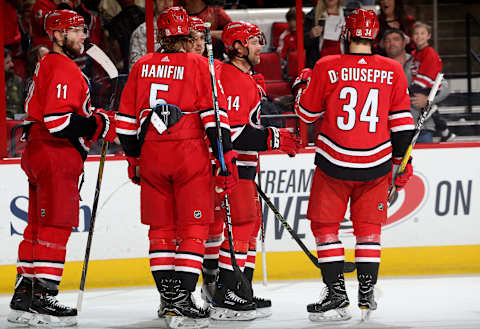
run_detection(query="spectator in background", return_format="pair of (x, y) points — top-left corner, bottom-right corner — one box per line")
(129, 0), (173, 71)
(106, 0), (145, 73)
(182, 0), (232, 59)
(411, 22), (455, 142)
(73, 0), (105, 47)
(4, 48), (25, 120)
(277, 7), (299, 76)
(304, 0), (345, 69)
(375, 0), (415, 55)
(4, 0), (22, 53)
(19, 0), (37, 52)
(31, 0), (74, 48)
(24, 45), (49, 97)
(384, 29), (453, 143)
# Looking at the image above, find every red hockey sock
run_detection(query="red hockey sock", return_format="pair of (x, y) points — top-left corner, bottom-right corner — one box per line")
(34, 225), (71, 287)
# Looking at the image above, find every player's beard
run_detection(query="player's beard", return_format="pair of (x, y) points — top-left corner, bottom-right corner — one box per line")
(65, 37), (84, 57)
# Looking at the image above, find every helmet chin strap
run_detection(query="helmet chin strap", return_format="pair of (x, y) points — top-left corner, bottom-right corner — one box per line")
(234, 46), (254, 71)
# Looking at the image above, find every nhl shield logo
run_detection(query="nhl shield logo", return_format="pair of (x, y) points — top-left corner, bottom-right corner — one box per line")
(194, 210), (202, 219)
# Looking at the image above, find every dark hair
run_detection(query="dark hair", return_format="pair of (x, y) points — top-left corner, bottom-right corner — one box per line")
(383, 28), (406, 40)
(286, 7), (296, 22)
(378, 0), (414, 37)
(4, 47), (12, 58)
(160, 35), (193, 52)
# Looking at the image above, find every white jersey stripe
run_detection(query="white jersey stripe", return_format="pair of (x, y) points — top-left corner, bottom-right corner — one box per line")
(391, 124), (415, 132)
(316, 147), (391, 168)
(389, 112), (413, 120)
(317, 135), (391, 157)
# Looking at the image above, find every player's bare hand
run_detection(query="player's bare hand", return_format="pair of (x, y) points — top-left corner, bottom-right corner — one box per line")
(411, 93), (428, 109)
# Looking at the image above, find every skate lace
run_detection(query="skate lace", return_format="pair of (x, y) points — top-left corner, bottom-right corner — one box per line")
(358, 275), (374, 294)
(226, 290), (247, 304)
(45, 295), (70, 311)
(317, 286), (330, 303)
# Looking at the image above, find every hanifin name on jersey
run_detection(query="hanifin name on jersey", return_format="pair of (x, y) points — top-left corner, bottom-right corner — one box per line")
(328, 68), (394, 85)
(141, 64), (185, 80)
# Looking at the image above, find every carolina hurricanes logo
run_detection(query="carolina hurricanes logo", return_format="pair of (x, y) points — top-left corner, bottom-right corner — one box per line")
(340, 173), (428, 233)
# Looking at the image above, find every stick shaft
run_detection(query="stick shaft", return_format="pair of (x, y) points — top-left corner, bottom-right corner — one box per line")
(388, 73), (444, 202)
(77, 141), (108, 311)
(204, 23), (252, 294)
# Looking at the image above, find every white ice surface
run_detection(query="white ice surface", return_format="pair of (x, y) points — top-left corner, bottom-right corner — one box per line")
(1, 275), (480, 329)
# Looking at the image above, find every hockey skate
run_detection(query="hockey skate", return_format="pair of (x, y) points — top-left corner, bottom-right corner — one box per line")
(307, 277), (351, 322)
(210, 283), (256, 321)
(157, 278), (173, 318)
(162, 280), (210, 329)
(358, 274), (377, 322)
(7, 275), (34, 326)
(252, 296), (272, 318)
(28, 280), (77, 327)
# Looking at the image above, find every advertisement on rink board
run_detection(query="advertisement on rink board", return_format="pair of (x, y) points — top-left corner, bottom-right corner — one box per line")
(1, 144), (480, 285)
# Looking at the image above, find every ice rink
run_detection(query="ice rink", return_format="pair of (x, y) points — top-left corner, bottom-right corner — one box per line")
(1, 275), (479, 329)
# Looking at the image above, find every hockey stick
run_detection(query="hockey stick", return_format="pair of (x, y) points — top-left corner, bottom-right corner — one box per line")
(256, 184), (356, 273)
(387, 72), (443, 203)
(204, 23), (252, 298)
(77, 44), (118, 312)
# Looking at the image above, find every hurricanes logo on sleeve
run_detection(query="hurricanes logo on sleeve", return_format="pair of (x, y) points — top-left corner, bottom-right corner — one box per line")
(194, 210), (202, 219)
(378, 202), (384, 211)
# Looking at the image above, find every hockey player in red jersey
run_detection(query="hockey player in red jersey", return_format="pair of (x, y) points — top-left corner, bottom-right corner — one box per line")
(8, 10), (116, 327)
(208, 21), (300, 321)
(293, 9), (414, 322)
(189, 16), (206, 56)
(185, 15), (224, 305)
(115, 7), (237, 328)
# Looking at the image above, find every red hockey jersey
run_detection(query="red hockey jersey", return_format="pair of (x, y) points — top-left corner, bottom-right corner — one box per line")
(25, 52), (93, 157)
(116, 52), (230, 156)
(411, 46), (442, 91)
(297, 54), (414, 181)
(219, 62), (263, 180)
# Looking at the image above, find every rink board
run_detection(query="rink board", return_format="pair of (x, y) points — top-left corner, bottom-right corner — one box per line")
(1, 144), (480, 292)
